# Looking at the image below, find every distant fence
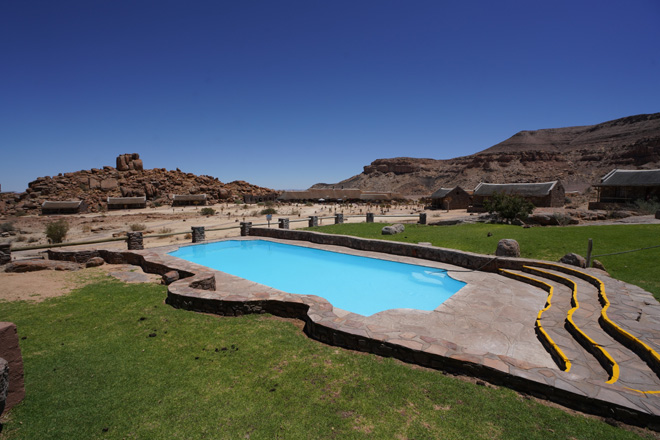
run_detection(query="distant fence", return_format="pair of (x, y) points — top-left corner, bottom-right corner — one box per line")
(9, 213), (426, 254)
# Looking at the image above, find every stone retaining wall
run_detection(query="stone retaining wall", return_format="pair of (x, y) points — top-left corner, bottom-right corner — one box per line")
(248, 227), (530, 273)
(45, 240), (660, 429)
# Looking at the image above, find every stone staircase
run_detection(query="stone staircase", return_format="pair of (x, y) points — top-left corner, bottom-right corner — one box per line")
(500, 263), (660, 394)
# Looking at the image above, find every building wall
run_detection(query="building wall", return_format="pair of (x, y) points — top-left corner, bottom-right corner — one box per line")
(432, 189), (471, 210)
(470, 183), (565, 210)
(598, 186), (660, 204)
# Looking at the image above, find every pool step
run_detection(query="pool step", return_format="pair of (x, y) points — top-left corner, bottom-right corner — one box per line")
(500, 265), (660, 392)
(499, 269), (610, 382)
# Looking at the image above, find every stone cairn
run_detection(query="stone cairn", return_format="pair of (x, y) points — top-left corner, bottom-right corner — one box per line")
(419, 213), (427, 224)
(366, 213), (374, 223)
(278, 218), (290, 229)
(335, 213), (344, 224)
(191, 227), (205, 243)
(308, 216), (318, 227)
(127, 232), (144, 250)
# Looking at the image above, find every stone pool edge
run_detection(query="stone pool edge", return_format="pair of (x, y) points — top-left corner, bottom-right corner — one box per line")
(47, 234), (660, 430)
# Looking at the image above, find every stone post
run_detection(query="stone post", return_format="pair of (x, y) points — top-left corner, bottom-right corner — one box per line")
(308, 216), (318, 227)
(278, 218), (290, 229)
(240, 222), (252, 237)
(0, 244), (11, 265)
(335, 213), (344, 224)
(191, 226), (205, 243)
(366, 213), (374, 223)
(126, 232), (144, 250)
(419, 213), (427, 225)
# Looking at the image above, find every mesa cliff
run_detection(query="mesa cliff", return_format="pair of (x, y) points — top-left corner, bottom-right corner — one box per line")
(313, 113), (660, 195)
(0, 153), (278, 215)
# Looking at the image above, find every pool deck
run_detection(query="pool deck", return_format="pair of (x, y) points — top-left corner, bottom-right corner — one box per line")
(48, 236), (660, 429)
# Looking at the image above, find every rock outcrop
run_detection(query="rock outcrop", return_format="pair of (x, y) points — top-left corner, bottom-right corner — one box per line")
(0, 154), (279, 215)
(116, 153), (143, 171)
(313, 112), (660, 196)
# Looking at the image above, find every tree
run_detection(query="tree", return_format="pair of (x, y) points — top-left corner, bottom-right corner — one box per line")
(483, 193), (534, 223)
(45, 219), (69, 243)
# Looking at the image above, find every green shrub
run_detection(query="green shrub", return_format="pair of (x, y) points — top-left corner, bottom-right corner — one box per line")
(130, 223), (146, 231)
(0, 222), (14, 233)
(260, 208), (277, 215)
(633, 197), (660, 215)
(483, 193), (534, 223)
(200, 207), (216, 216)
(45, 219), (69, 243)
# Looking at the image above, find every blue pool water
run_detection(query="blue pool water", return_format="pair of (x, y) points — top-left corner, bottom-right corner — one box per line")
(169, 240), (465, 316)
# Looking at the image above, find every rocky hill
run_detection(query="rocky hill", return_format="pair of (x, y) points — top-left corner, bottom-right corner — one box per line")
(0, 153), (278, 215)
(313, 113), (660, 195)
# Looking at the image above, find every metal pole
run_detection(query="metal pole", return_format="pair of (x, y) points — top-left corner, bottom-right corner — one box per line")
(586, 238), (593, 268)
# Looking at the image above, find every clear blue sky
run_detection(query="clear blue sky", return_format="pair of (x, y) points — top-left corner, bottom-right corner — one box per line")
(1, 1), (659, 192)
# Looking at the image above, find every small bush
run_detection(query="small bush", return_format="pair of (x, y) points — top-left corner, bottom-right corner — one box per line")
(130, 223), (146, 231)
(484, 193), (534, 223)
(159, 227), (173, 234)
(45, 219), (69, 243)
(200, 207), (216, 216)
(260, 208), (278, 215)
(633, 198), (660, 215)
(184, 233), (192, 240)
(0, 222), (14, 233)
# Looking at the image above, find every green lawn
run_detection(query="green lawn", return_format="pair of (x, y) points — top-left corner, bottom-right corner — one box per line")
(306, 222), (660, 301)
(0, 278), (655, 439)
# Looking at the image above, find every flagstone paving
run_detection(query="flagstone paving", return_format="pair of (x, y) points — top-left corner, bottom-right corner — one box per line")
(48, 235), (660, 429)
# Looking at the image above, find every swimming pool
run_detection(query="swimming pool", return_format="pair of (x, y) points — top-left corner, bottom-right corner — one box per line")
(169, 240), (466, 316)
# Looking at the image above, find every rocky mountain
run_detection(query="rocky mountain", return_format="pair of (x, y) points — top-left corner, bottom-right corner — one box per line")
(313, 113), (660, 196)
(0, 153), (278, 215)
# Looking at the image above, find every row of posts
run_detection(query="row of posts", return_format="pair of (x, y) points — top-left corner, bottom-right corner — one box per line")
(125, 213), (428, 248)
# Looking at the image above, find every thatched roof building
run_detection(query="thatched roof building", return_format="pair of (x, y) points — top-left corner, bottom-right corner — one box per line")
(591, 169), (660, 207)
(470, 181), (565, 211)
(41, 200), (84, 215)
(107, 196), (147, 210)
(430, 186), (471, 210)
(172, 194), (207, 206)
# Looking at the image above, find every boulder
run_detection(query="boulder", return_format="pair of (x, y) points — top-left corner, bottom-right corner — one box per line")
(496, 239), (520, 257)
(4, 260), (81, 272)
(559, 253), (586, 268)
(382, 224), (405, 235)
(85, 257), (105, 268)
(100, 178), (118, 191)
(162, 270), (180, 285)
(116, 153), (143, 172)
(592, 260), (607, 273)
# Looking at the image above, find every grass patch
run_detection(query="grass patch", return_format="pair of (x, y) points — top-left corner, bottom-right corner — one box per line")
(0, 279), (654, 439)
(306, 223), (660, 301)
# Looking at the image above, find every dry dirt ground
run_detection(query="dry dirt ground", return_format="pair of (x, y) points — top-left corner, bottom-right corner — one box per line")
(1, 201), (431, 257)
(1, 200), (657, 268)
(0, 264), (161, 303)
